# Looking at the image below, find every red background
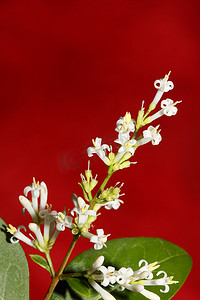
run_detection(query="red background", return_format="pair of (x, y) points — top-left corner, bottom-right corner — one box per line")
(0, 0), (199, 299)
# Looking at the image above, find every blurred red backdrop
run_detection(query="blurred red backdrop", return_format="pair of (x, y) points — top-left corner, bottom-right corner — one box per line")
(0, 0), (199, 299)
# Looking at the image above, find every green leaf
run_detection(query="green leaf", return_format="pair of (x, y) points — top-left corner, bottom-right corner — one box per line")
(66, 278), (90, 298)
(0, 217), (29, 300)
(53, 237), (192, 300)
(30, 254), (50, 273)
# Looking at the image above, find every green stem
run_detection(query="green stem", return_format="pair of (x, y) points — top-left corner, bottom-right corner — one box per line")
(60, 271), (86, 280)
(45, 251), (55, 278)
(44, 234), (80, 300)
(89, 172), (113, 210)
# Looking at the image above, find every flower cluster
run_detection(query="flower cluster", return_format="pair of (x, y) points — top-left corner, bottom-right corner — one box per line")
(7, 178), (60, 252)
(87, 72), (181, 170)
(7, 178), (112, 252)
(6, 73), (181, 300)
(86, 256), (178, 300)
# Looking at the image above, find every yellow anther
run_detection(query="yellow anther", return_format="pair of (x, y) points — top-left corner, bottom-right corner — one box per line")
(7, 224), (17, 234)
(123, 122), (127, 130)
(81, 205), (87, 214)
(124, 141), (132, 149)
(148, 261), (160, 271)
(58, 212), (65, 220)
(151, 125), (160, 135)
(33, 177), (39, 188)
(174, 100), (182, 106)
(164, 71), (171, 82)
(124, 112), (132, 123)
(167, 276), (179, 284)
(92, 139), (99, 149)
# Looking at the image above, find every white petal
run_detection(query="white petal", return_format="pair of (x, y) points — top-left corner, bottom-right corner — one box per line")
(97, 229), (104, 236)
(140, 289), (160, 300)
(88, 279), (116, 300)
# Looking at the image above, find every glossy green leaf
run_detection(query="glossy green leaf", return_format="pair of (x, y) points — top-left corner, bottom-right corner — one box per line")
(52, 237), (192, 300)
(0, 217), (29, 300)
(30, 254), (50, 273)
(66, 278), (90, 298)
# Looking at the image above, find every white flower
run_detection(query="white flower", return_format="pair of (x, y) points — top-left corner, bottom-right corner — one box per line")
(116, 267), (134, 288)
(104, 199), (123, 210)
(55, 211), (75, 231)
(134, 260), (160, 279)
(115, 133), (136, 158)
(87, 138), (110, 165)
(161, 99), (178, 116)
(90, 229), (110, 250)
(136, 126), (161, 146)
(7, 224), (35, 248)
(143, 270), (179, 293)
(98, 266), (117, 287)
(24, 178), (48, 213)
(115, 112), (135, 134)
(146, 99), (181, 123)
(71, 194), (96, 226)
(150, 73), (174, 108)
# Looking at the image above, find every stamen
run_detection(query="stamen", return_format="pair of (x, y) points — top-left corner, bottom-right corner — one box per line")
(33, 177), (39, 188)
(167, 276), (179, 284)
(125, 141), (132, 149)
(92, 139), (99, 148)
(151, 125), (160, 135)
(58, 212), (65, 220)
(7, 224), (17, 234)
(148, 262), (160, 271)
(124, 112), (132, 123)
(81, 205), (87, 214)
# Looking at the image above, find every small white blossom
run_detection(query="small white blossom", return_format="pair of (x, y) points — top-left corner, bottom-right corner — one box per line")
(24, 178), (48, 214)
(116, 267), (134, 289)
(90, 229), (110, 250)
(115, 112), (135, 134)
(161, 99), (178, 116)
(87, 138), (110, 165)
(71, 194), (96, 226)
(104, 199), (123, 210)
(115, 133), (136, 159)
(136, 126), (161, 146)
(7, 224), (35, 248)
(146, 99), (181, 123)
(55, 211), (75, 231)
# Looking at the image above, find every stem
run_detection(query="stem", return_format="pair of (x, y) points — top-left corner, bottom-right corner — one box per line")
(44, 234), (80, 300)
(60, 271), (86, 280)
(45, 251), (55, 278)
(94, 172), (113, 200)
